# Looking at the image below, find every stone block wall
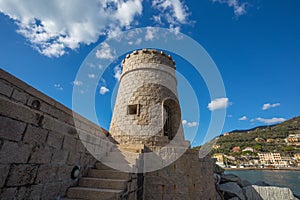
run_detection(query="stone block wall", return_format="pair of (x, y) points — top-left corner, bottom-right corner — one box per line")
(143, 149), (216, 200)
(120, 173), (144, 200)
(0, 68), (217, 200)
(110, 49), (185, 148)
(0, 69), (115, 199)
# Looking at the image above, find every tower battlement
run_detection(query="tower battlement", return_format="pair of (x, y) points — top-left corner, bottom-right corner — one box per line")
(122, 49), (176, 74)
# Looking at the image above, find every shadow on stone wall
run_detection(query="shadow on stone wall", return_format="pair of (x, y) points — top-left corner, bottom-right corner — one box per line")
(0, 69), (115, 199)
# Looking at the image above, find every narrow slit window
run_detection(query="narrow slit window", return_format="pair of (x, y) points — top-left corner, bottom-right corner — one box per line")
(164, 105), (171, 137)
(128, 104), (139, 115)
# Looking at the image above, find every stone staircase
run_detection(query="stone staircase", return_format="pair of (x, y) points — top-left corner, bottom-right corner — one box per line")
(64, 145), (144, 200)
(65, 162), (130, 200)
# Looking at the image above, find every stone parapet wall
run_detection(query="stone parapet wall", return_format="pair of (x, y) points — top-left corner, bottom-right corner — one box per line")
(120, 173), (144, 200)
(0, 69), (115, 199)
(143, 149), (216, 200)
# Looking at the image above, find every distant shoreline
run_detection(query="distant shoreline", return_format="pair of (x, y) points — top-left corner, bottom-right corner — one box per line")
(225, 167), (300, 171)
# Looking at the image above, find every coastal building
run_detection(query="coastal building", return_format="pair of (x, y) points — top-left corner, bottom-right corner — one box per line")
(266, 138), (276, 143)
(223, 155), (235, 161)
(255, 137), (265, 142)
(232, 146), (241, 153)
(295, 154), (300, 167)
(258, 153), (282, 165)
(223, 155), (237, 167)
(285, 134), (300, 143)
(281, 157), (294, 166)
(242, 147), (255, 152)
(213, 153), (226, 168)
(213, 153), (224, 162)
(250, 159), (260, 165)
(223, 132), (230, 136)
(294, 153), (300, 161)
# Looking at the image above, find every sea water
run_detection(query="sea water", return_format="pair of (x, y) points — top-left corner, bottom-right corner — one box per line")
(225, 170), (300, 196)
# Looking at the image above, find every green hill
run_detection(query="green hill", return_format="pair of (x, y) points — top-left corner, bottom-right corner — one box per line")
(209, 116), (300, 157)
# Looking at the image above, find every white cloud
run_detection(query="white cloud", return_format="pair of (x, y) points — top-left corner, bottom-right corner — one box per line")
(0, 0), (142, 57)
(152, 0), (189, 24)
(54, 83), (63, 90)
(99, 86), (110, 95)
(145, 27), (157, 41)
(211, 0), (248, 17)
(128, 38), (142, 45)
(113, 65), (122, 81)
(95, 42), (116, 60)
(98, 64), (104, 70)
(100, 78), (107, 85)
(153, 15), (162, 24)
(187, 122), (197, 127)
(114, 0), (143, 26)
(182, 120), (197, 127)
(152, 0), (190, 33)
(169, 25), (181, 35)
(207, 97), (231, 111)
(87, 63), (96, 68)
(238, 116), (247, 121)
(253, 117), (286, 125)
(88, 74), (96, 79)
(0, 0), (193, 57)
(73, 80), (83, 86)
(262, 103), (280, 110)
(136, 38), (142, 45)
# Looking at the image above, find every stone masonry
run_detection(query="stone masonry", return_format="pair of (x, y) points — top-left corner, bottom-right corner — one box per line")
(109, 49), (216, 199)
(144, 150), (215, 200)
(0, 48), (216, 200)
(110, 49), (185, 149)
(0, 69), (119, 199)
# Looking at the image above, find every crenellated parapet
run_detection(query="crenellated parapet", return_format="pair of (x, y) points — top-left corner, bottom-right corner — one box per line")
(121, 49), (176, 75)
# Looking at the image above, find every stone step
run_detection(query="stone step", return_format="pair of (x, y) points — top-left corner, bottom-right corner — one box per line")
(95, 162), (114, 170)
(101, 152), (137, 164)
(116, 144), (145, 153)
(88, 169), (130, 180)
(67, 187), (122, 200)
(108, 151), (140, 159)
(100, 158), (136, 167)
(79, 177), (127, 190)
(100, 158), (136, 166)
(99, 161), (139, 173)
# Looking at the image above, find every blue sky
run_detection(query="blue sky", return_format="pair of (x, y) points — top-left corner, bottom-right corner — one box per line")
(0, 0), (299, 146)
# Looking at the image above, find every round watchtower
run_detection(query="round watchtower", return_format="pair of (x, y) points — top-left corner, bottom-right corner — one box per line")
(109, 49), (185, 149)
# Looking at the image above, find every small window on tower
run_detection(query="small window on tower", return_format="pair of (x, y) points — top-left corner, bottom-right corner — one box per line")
(127, 104), (139, 115)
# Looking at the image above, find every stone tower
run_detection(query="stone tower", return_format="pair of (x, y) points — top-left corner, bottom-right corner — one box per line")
(109, 49), (186, 150)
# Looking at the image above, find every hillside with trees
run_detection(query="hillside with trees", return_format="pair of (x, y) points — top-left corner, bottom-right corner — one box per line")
(209, 116), (300, 157)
